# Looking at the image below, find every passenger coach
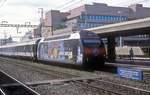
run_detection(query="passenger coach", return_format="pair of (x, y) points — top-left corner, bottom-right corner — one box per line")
(0, 39), (40, 60)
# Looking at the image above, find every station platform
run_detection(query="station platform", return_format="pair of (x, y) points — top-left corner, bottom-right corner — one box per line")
(106, 59), (150, 72)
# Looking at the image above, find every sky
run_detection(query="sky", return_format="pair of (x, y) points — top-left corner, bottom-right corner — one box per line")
(0, 0), (150, 40)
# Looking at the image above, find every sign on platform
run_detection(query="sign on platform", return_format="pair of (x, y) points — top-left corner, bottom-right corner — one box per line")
(117, 67), (143, 81)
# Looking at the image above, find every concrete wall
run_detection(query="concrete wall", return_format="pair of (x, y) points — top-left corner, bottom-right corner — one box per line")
(45, 10), (69, 27)
(85, 3), (129, 17)
(67, 5), (85, 19)
(128, 4), (150, 19)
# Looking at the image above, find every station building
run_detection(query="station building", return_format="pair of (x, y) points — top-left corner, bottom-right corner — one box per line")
(42, 3), (150, 49)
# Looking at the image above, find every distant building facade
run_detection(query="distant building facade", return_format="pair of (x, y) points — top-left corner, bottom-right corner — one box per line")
(20, 31), (34, 41)
(44, 3), (150, 34)
(43, 3), (150, 46)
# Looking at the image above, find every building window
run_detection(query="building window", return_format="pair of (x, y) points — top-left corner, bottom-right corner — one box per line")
(107, 16), (110, 20)
(98, 16), (101, 20)
(87, 15), (90, 19)
(105, 16), (108, 20)
(79, 15), (83, 19)
(112, 16), (114, 20)
(121, 17), (124, 21)
(79, 14), (128, 22)
(89, 15), (92, 20)
(103, 16), (106, 20)
(95, 16), (98, 20)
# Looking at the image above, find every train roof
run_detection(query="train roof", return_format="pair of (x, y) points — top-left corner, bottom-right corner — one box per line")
(41, 30), (98, 42)
(42, 32), (80, 42)
(0, 38), (41, 48)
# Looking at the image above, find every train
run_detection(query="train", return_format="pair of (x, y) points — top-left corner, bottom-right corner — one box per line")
(0, 30), (106, 68)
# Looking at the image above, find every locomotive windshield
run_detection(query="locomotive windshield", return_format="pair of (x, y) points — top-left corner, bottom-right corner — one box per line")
(79, 31), (103, 47)
(82, 39), (102, 47)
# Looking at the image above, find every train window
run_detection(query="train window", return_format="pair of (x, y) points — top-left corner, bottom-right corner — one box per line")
(30, 45), (33, 52)
(23, 46), (25, 52)
(23, 45), (30, 52)
(26, 45), (29, 52)
(27, 45), (33, 52)
(18, 46), (24, 52)
(43, 43), (48, 53)
(15, 47), (17, 52)
(17, 46), (20, 52)
(18, 46), (21, 52)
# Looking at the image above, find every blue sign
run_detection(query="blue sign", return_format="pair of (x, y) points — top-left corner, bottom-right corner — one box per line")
(117, 67), (143, 81)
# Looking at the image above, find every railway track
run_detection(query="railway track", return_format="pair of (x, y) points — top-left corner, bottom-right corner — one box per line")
(0, 57), (150, 95)
(0, 69), (40, 95)
(90, 79), (150, 95)
(0, 57), (80, 79)
(25, 77), (150, 95)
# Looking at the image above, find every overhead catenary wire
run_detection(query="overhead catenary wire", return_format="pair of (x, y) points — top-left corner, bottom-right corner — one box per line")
(55, 0), (84, 10)
(56, 0), (75, 9)
(58, 0), (150, 11)
(59, 0), (84, 10)
(0, 0), (7, 8)
(116, 0), (150, 6)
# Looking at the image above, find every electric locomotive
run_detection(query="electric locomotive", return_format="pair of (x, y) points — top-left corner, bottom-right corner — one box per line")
(37, 30), (106, 67)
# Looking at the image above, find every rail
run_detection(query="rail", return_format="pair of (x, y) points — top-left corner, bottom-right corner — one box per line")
(0, 69), (40, 95)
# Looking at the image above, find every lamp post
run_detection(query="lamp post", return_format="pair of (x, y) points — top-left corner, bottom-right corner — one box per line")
(118, 11), (123, 47)
(1, 21), (8, 45)
(25, 21), (31, 32)
(25, 21), (31, 25)
(38, 8), (44, 37)
(25, 21), (33, 39)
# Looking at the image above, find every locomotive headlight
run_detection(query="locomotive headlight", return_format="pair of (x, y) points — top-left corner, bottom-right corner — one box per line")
(86, 58), (89, 61)
(103, 54), (106, 57)
(93, 48), (99, 56)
